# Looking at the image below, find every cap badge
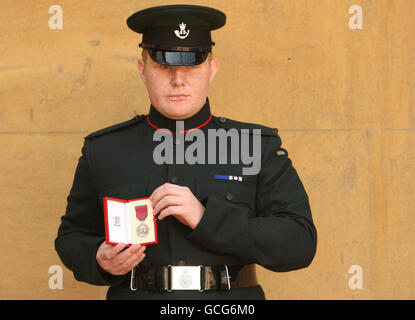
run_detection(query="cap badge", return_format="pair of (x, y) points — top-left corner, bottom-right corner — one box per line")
(174, 22), (190, 39)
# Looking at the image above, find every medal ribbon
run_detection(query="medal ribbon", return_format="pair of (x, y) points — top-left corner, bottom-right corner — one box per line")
(135, 205), (148, 221)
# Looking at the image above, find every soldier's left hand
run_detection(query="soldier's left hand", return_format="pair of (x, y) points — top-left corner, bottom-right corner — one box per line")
(150, 183), (205, 229)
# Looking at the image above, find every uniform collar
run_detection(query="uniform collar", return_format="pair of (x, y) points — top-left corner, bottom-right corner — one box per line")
(147, 98), (212, 134)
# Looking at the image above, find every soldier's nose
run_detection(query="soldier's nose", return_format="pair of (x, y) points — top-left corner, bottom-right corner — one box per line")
(170, 67), (185, 86)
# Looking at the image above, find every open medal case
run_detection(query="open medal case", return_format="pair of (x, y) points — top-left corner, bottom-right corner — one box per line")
(103, 197), (158, 246)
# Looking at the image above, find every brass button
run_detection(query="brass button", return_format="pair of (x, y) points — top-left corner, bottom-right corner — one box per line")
(225, 192), (233, 201)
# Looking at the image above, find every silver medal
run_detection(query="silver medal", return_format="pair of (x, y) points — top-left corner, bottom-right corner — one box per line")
(136, 222), (149, 237)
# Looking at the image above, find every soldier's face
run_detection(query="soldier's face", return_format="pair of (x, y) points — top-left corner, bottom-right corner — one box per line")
(137, 50), (219, 119)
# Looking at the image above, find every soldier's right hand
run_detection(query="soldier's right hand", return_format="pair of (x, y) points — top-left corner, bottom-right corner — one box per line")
(96, 241), (146, 275)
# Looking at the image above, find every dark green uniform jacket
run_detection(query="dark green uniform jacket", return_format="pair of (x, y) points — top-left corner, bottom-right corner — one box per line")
(55, 99), (317, 300)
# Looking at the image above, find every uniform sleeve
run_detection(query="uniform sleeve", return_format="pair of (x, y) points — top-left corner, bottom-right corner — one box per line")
(54, 139), (124, 286)
(188, 133), (317, 272)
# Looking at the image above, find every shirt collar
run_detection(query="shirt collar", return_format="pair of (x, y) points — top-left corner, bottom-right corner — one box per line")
(147, 98), (212, 134)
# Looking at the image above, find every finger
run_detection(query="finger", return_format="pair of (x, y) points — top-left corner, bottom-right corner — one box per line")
(101, 242), (126, 260)
(113, 243), (145, 264)
(116, 254), (146, 275)
(149, 183), (170, 203)
(158, 205), (180, 221)
(153, 195), (183, 216)
(114, 245), (146, 274)
(158, 206), (189, 227)
(119, 249), (146, 273)
(150, 183), (182, 207)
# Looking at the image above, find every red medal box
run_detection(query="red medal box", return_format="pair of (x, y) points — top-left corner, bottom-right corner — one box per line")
(103, 196), (158, 246)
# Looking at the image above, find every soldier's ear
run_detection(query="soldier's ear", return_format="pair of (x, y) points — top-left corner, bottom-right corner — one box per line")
(137, 59), (146, 84)
(209, 58), (219, 83)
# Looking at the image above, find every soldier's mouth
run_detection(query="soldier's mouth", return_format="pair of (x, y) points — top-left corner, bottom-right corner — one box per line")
(167, 94), (189, 102)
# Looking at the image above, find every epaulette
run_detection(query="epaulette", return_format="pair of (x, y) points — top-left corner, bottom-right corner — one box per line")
(213, 116), (279, 137)
(85, 114), (146, 140)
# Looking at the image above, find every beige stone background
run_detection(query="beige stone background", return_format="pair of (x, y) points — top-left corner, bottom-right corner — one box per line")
(0, 0), (414, 300)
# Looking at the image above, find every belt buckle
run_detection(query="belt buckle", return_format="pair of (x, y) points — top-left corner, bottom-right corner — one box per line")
(168, 265), (202, 291)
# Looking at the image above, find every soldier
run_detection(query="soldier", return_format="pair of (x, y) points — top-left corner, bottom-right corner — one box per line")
(55, 4), (317, 300)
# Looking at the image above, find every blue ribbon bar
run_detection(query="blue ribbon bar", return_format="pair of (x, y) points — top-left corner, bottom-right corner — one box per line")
(214, 175), (243, 182)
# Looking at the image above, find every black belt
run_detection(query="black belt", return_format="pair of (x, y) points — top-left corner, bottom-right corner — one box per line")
(128, 264), (258, 291)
